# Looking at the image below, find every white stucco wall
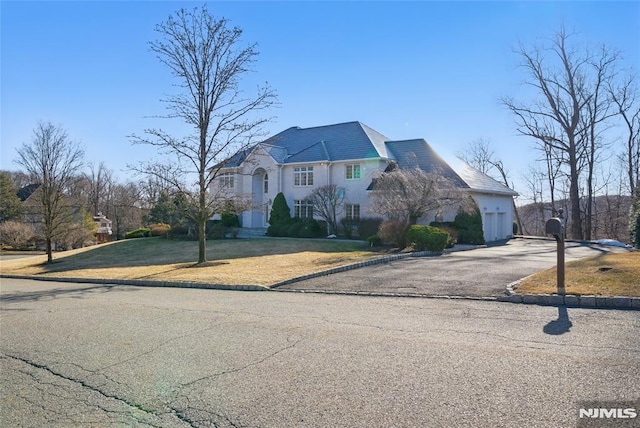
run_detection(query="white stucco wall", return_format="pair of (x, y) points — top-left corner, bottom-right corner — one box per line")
(212, 149), (516, 241)
(470, 192), (515, 242)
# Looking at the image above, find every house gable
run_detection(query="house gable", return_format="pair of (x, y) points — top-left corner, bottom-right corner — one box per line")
(384, 139), (469, 189)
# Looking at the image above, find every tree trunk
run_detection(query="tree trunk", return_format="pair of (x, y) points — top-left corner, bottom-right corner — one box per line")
(198, 219), (206, 264)
(568, 153), (583, 240)
(46, 237), (53, 263)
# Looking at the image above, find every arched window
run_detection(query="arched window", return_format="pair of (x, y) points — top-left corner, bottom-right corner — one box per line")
(264, 173), (269, 193)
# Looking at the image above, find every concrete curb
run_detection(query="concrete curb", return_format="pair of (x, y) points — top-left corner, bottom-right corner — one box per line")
(505, 277), (639, 310)
(498, 292), (640, 310)
(0, 274), (268, 292)
(3, 241), (637, 310)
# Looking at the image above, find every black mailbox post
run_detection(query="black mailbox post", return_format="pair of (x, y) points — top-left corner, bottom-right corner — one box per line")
(545, 210), (565, 295)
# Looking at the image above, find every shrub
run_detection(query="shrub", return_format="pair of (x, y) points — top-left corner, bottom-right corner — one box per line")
(357, 217), (383, 239)
(167, 223), (190, 239)
(269, 193), (291, 226)
(267, 223), (287, 237)
(286, 220), (303, 238)
(340, 217), (356, 239)
(149, 223), (171, 237)
(378, 220), (410, 248)
(124, 227), (151, 239)
(207, 223), (227, 239)
(297, 218), (323, 238)
(0, 221), (35, 249)
(429, 221), (458, 247)
(267, 217), (324, 238)
(454, 203), (485, 245)
(220, 212), (240, 228)
(367, 234), (382, 247)
(407, 225), (449, 252)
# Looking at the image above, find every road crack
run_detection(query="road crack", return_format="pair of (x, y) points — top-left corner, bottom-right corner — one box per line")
(1, 352), (187, 427)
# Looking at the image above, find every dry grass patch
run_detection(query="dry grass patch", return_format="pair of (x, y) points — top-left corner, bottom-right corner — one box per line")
(0, 238), (379, 286)
(515, 251), (640, 297)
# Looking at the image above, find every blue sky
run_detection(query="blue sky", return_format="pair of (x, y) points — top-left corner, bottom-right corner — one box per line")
(2, 1), (639, 202)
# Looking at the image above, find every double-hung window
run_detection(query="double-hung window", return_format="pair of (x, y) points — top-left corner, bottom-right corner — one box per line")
(346, 164), (361, 180)
(294, 166), (314, 186)
(219, 172), (234, 188)
(345, 204), (360, 221)
(294, 200), (314, 218)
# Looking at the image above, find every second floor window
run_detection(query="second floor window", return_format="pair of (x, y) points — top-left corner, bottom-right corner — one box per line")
(346, 164), (361, 180)
(294, 166), (314, 186)
(219, 172), (234, 188)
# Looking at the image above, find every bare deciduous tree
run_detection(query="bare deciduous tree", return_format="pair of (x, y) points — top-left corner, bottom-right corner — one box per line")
(306, 184), (345, 235)
(0, 221), (35, 249)
(502, 27), (622, 239)
(608, 72), (640, 195)
(85, 161), (113, 216)
(15, 122), (84, 262)
(456, 138), (495, 176)
(370, 166), (460, 225)
(457, 138), (524, 234)
(109, 182), (145, 240)
(131, 6), (277, 263)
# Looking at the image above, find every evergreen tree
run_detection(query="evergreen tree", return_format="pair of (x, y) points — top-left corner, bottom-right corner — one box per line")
(454, 197), (485, 245)
(148, 190), (176, 225)
(0, 171), (25, 222)
(269, 192), (291, 225)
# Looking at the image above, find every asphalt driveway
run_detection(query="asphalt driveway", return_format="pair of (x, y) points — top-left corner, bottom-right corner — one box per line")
(276, 238), (628, 297)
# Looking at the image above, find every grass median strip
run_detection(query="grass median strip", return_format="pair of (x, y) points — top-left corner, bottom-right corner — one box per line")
(514, 252), (640, 297)
(0, 238), (379, 287)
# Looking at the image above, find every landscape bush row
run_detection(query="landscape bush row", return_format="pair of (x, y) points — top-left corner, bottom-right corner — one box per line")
(120, 193), (485, 254)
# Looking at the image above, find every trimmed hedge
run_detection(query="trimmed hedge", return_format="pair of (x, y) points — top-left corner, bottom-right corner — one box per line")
(406, 225), (450, 252)
(124, 227), (151, 239)
(267, 217), (325, 238)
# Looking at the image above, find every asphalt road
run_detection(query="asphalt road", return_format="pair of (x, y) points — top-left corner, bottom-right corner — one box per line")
(1, 278), (639, 427)
(276, 239), (629, 296)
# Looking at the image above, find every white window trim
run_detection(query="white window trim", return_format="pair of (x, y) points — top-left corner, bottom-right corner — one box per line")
(219, 172), (234, 189)
(294, 166), (314, 187)
(345, 204), (361, 221)
(294, 199), (314, 218)
(346, 164), (361, 180)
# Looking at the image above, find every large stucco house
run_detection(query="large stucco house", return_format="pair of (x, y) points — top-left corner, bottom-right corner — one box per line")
(212, 121), (518, 242)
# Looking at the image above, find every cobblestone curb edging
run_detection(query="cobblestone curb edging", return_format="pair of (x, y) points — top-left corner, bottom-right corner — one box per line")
(504, 278), (639, 310)
(270, 250), (440, 288)
(0, 274), (268, 291)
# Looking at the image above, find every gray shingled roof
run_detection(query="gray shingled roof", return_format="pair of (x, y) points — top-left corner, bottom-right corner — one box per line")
(384, 139), (469, 188)
(262, 121), (391, 163)
(16, 183), (40, 201)
(455, 163), (519, 196)
(217, 121), (518, 198)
